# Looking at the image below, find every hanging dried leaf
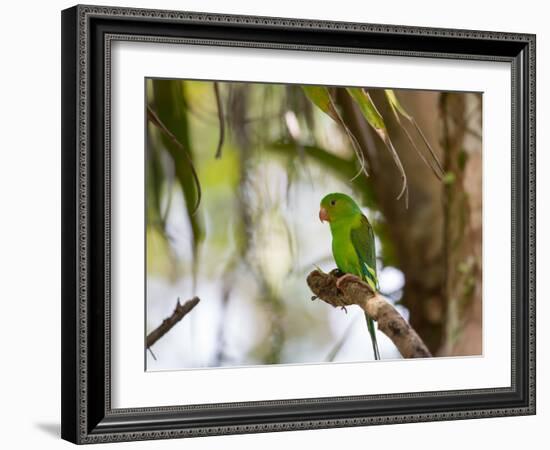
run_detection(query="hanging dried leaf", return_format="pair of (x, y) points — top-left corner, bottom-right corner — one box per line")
(302, 86), (369, 178)
(347, 87), (408, 205)
(384, 89), (444, 179)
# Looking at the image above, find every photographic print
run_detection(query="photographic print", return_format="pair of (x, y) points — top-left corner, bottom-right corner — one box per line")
(145, 79), (482, 370)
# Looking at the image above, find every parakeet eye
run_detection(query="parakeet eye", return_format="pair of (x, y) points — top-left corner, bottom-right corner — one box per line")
(330, 200), (336, 206)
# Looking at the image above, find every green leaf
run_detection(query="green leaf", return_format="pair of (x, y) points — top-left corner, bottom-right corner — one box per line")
(384, 89), (413, 121)
(302, 85), (338, 121)
(347, 88), (386, 131)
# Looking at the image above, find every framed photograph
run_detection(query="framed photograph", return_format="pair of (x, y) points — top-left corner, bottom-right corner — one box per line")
(61, 4), (536, 444)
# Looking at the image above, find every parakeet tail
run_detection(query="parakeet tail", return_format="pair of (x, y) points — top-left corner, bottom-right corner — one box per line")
(365, 312), (380, 360)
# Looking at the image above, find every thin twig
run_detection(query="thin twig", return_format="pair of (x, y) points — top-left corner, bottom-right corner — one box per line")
(325, 314), (361, 362)
(147, 347), (157, 361)
(146, 297), (200, 349)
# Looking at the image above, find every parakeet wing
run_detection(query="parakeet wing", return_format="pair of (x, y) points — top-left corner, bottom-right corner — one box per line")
(350, 214), (378, 290)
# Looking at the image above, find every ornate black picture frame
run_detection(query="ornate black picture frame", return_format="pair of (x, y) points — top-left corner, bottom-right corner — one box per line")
(61, 4), (536, 444)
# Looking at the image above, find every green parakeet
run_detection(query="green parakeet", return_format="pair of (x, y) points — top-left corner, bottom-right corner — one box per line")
(319, 192), (381, 360)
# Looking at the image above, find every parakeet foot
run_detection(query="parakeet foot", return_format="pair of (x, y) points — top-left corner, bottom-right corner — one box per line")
(330, 268), (346, 278)
(335, 273), (358, 291)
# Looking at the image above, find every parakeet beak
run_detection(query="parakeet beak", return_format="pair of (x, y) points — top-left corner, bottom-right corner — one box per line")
(319, 207), (330, 223)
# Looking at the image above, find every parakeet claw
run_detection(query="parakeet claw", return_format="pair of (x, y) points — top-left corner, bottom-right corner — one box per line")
(336, 273), (357, 291)
(340, 306), (348, 314)
(330, 268), (346, 278)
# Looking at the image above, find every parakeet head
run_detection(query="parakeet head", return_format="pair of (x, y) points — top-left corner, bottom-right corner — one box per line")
(319, 193), (361, 223)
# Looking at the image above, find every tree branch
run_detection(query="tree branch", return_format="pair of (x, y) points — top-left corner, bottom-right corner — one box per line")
(307, 270), (431, 358)
(146, 297), (200, 349)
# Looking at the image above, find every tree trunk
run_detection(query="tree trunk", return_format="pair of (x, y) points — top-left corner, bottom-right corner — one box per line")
(439, 93), (483, 356)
